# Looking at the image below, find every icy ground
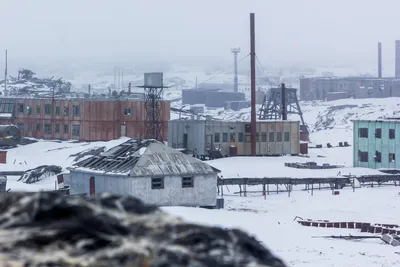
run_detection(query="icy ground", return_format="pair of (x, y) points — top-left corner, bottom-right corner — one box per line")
(2, 97), (400, 266)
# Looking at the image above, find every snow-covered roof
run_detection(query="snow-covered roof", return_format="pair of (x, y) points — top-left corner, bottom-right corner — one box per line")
(68, 138), (220, 177)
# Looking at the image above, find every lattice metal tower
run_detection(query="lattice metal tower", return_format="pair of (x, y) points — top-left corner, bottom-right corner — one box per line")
(231, 47), (240, 93)
(137, 73), (167, 141)
(259, 87), (306, 126)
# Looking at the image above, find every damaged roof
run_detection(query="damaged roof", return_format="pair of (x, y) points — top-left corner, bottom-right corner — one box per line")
(68, 138), (220, 177)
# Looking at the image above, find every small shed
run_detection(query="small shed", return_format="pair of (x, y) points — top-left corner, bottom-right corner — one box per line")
(67, 139), (221, 207)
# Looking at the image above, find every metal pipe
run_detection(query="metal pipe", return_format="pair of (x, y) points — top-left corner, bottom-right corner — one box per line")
(4, 50), (7, 95)
(281, 83), (287, 120)
(250, 13), (256, 156)
(378, 42), (382, 78)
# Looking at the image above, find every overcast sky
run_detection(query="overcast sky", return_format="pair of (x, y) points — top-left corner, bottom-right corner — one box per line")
(1, 0), (400, 69)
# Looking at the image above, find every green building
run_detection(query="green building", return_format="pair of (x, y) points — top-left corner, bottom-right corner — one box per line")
(353, 119), (400, 169)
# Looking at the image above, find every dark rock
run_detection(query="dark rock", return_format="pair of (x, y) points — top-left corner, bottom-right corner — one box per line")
(0, 192), (287, 267)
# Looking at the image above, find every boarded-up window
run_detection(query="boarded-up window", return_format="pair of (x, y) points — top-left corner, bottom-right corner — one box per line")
(222, 133), (228, 142)
(358, 151), (368, 162)
(238, 133), (244, 142)
(182, 176), (194, 188)
(44, 104), (52, 115)
(389, 153), (396, 163)
(276, 132), (282, 142)
(64, 124), (69, 134)
(389, 129), (395, 139)
(375, 128), (381, 138)
(358, 128), (368, 138)
(268, 132), (275, 142)
(261, 133), (267, 142)
(284, 132), (290, 142)
(214, 133), (220, 143)
(151, 177), (164, 189)
(55, 124), (60, 133)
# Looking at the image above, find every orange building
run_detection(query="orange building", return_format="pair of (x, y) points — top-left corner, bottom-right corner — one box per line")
(0, 97), (170, 141)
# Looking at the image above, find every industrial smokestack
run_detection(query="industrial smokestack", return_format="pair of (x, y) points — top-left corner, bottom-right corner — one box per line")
(396, 41), (400, 78)
(281, 83), (287, 120)
(250, 13), (256, 156)
(231, 48), (240, 93)
(378, 42), (382, 78)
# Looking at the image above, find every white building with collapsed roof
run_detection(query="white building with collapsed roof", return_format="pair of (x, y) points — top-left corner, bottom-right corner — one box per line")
(67, 139), (220, 207)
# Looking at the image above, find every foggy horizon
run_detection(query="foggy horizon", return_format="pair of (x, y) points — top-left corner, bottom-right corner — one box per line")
(2, 0), (400, 72)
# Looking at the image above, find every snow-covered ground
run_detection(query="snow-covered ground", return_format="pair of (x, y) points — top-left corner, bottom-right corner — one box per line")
(3, 96), (400, 266)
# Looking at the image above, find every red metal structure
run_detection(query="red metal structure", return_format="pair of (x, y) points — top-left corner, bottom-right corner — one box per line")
(250, 13), (256, 156)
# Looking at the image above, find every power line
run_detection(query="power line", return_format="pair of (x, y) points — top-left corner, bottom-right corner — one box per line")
(255, 55), (274, 87)
(197, 53), (250, 87)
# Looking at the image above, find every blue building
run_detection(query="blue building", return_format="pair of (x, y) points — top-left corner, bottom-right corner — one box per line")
(353, 119), (400, 169)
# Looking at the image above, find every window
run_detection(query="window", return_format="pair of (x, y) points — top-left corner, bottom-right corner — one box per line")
(44, 124), (51, 134)
(151, 177), (164, 189)
(284, 132), (290, 142)
(63, 107), (69, 116)
(55, 124), (60, 133)
(375, 151), (382, 163)
(44, 104), (52, 115)
(222, 133), (228, 142)
(36, 123), (41, 132)
(238, 133), (244, 142)
(277, 132), (282, 142)
(389, 129), (395, 139)
(17, 104), (24, 113)
(245, 124), (251, 133)
(230, 133), (236, 142)
(269, 132), (275, 142)
(245, 135), (251, 143)
(214, 133), (220, 142)
(124, 108), (132, 116)
(182, 176), (194, 188)
(36, 105), (41, 114)
(28, 123), (32, 132)
(358, 128), (368, 138)
(72, 105), (80, 116)
(72, 125), (80, 136)
(55, 107), (61, 115)
(64, 124), (69, 134)
(26, 106), (32, 115)
(375, 128), (381, 138)
(256, 133), (259, 142)
(358, 151), (368, 162)
(389, 153), (396, 163)
(261, 132), (267, 142)
(17, 123), (24, 132)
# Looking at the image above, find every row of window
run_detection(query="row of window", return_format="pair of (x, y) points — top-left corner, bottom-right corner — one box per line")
(17, 104), (81, 116)
(358, 127), (396, 139)
(151, 176), (193, 189)
(214, 132), (291, 143)
(17, 123), (81, 136)
(17, 104), (135, 117)
(358, 150), (396, 163)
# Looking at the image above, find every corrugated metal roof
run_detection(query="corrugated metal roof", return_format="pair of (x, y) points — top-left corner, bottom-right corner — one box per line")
(68, 138), (220, 177)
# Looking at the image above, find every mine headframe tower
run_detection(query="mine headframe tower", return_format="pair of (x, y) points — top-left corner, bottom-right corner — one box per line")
(259, 86), (309, 138)
(137, 72), (168, 141)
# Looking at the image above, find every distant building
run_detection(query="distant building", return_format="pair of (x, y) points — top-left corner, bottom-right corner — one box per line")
(0, 97), (170, 141)
(300, 77), (400, 101)
(353, 119), (400, 169)
(168, 119), (300, 157)
(67, 139), (220, 207)
(182, 89), (245, 107)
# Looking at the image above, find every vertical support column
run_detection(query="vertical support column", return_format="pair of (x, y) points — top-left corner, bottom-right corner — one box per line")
(250, 13), (257, 156)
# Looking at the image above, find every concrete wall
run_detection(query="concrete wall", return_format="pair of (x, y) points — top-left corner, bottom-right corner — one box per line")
(168, 120), (300, 156)
(69, 170), (217, 207)
(353, 120), (400, 169)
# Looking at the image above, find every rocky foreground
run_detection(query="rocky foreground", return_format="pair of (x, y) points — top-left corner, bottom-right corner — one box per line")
(0, 192), (287, 267)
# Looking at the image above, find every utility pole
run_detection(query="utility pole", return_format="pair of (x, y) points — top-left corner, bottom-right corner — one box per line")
(4, 50), (7, 95)
(250, 13), (257, 156)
